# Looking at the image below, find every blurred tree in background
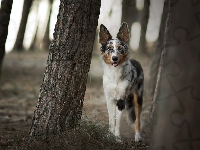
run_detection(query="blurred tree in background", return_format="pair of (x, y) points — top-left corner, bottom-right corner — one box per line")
(0, 0), (13, 77)
(42, 0), (53, 50)
(138, 0), (150, 55)
(29, 0), (41, 50)
(30, 0), (53, 51)
(13, 0), (33, 52)
(10, 0), (153, 54)
(109, 0), (150, 53)
(121, 0), (138, 32)
(10, 0), (53, 52)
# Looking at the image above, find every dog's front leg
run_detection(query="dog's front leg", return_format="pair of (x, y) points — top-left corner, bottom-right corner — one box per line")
(106, 99), (116, 135)
(115, 108), (123, 138)
(116, 86), (129, 111)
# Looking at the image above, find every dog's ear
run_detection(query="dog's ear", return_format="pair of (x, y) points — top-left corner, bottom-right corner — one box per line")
(99, 24), (112, 45)
(117, 22), (130, 43)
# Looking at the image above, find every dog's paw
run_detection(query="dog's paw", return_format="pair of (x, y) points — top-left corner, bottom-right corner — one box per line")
(135, 132), (142, 142)
(116, 99), (125, 111)
(115, 136), (123, 143)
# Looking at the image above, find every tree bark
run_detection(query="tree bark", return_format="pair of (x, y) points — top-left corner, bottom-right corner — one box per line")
(30, 0), (100, 138)
(42, 0), (53, 50)
(152, 0), (200, 149)
(0, 0), (13, 77)
(13, 0), (33, 51)
(138, 0), (150, 55)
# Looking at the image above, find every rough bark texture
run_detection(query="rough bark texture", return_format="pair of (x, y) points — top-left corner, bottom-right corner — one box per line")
(13, 0), (33, 51)
(121, 0), (138, 33)
(0, 0), (13, 77)
(42, 0), (53, 50)
(138, 0), (150, 54)
(30, 0), (100, 138)
(153, 0), (200, 149)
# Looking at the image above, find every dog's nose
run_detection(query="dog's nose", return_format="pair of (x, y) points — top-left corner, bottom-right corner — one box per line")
(112, 56), (118, 61)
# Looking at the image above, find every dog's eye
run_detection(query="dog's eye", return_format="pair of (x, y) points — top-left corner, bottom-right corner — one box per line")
(118, 46), (124, 54)
(109, 49), (114, 53)
(106, 48), (114, 54)
(118, 45), (123, 50)
(118, 50), (124, 54)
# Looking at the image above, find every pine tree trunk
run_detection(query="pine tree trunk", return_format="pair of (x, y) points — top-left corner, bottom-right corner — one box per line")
(13, 0), (33, 51)
(138, 0), (150, 54)
(0, 0), (13, 77)
(152, 0), (200, 148)
(42, 0), (53, 50)
(30, 0), (100, 138)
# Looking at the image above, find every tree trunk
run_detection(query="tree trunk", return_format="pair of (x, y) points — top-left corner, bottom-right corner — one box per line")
(29, 22), (38, 51)
(150, 0), (171, 122)
(29, 0), (40, 51)
(138, 0), (150, 55)
(0, 0), (13, 77)
(121, 0), (138, 33)
(32, 0), (51, 51)
(146, 0), (169, 102)
(152, 0), (200, 149)
(13, 0), (33, 51)
(42, 0), (53, 50)
(30, 0), (100, 138)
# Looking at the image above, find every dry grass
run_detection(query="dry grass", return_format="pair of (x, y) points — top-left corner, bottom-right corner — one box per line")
(0, 119), (150, 150)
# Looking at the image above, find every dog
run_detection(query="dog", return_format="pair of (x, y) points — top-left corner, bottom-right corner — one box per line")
(99, 22), (144, 142)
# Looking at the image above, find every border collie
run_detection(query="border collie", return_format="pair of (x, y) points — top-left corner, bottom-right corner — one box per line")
(99, 23), (144, 142)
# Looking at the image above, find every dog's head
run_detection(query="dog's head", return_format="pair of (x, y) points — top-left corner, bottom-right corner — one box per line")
(99, 23), (130, 67)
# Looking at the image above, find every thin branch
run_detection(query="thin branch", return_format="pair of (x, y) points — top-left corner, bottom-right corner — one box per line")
(150, 0), (171, 121)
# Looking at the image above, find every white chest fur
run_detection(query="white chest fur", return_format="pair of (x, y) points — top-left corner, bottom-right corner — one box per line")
(102, 62), (130, 101)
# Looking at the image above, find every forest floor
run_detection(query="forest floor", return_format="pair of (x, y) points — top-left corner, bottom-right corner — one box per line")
(0, 51), (152, 149)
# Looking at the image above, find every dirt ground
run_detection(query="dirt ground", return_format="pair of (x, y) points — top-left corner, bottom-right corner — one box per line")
(0, 51), (152, 147)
